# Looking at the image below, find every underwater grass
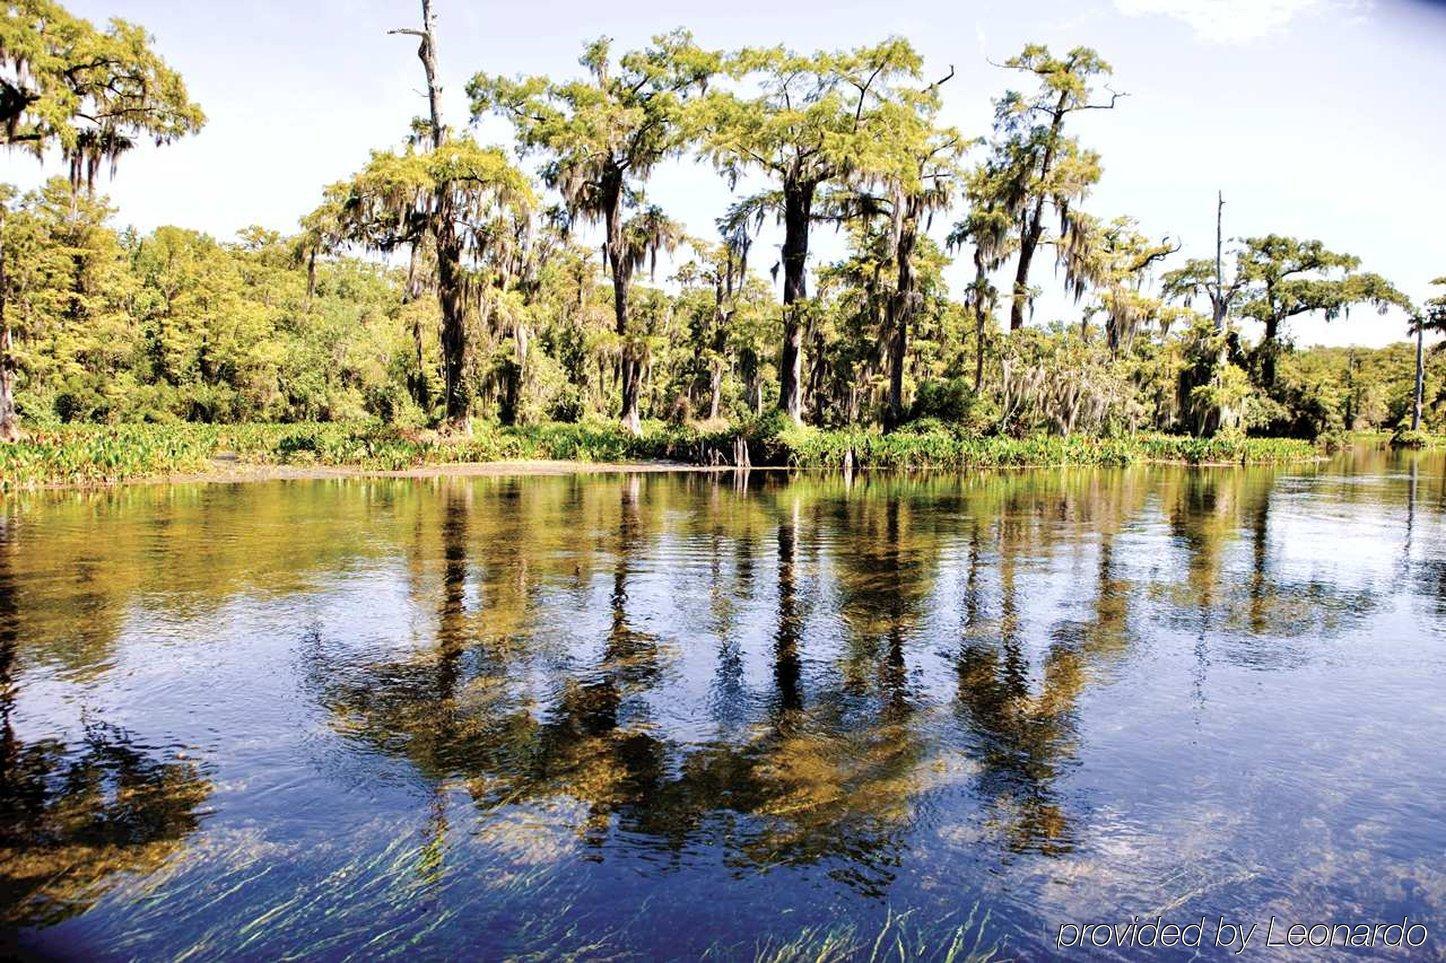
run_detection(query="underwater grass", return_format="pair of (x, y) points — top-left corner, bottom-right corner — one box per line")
(0, 420), (1325, 489)
(68, 827), (1004, 962)
(741, 906), (1003, 963)
(87, 828), (623, 962)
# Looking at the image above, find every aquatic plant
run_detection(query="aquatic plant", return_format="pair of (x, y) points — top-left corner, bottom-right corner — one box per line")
(0, 421), (1327, 490)
(743, 907), (1001, 963)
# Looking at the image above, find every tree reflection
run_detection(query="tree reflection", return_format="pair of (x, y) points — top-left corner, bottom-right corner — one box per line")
(0, 726), (212, 927)
(1158, 469), (1379, 653)
(2, 454), (1436, 958)
(0, 520), (213, 927)
(310, 477), (941, 894)
(303, 466), (1408, 891)
(773, 497), (803, 716)
(954, 492), (1075, 856)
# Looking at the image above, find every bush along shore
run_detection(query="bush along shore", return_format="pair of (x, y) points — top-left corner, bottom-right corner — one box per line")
(0, 420), (1341, 490)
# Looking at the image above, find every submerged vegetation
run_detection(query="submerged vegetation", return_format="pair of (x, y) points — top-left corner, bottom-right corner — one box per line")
(1, 0), (1441, 473)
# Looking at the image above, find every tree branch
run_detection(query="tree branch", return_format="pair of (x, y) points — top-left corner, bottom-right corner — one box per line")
(927, 65), (955, 91)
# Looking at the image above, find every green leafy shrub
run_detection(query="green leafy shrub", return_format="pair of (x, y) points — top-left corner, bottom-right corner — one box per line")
(1389, 428), (1430, 450)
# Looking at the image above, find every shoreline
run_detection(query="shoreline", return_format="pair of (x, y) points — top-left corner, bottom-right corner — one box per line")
(19, 458), (744, 492)
(0, 422), (1350, 493)
(9, 452), (1330, 493)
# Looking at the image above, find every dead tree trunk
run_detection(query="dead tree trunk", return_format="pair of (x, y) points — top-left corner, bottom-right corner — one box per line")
(394, 0), (469, 426)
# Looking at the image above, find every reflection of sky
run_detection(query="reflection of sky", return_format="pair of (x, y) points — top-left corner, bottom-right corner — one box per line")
(5, 453), (1446, 958)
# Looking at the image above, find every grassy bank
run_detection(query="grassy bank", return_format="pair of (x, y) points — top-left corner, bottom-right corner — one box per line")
(0, 420), (1326, 489)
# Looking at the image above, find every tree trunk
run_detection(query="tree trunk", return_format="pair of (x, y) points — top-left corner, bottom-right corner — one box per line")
(411, 312), (430, 414)
(971, 255), (989, 393)
(1009, 91), (1069, 331)
(1198, 190), (1233, 436)
(600, 177), (641, 435)
(708, 293), (729, 421)
(1213, 191), (1226, 333)
(403, 245), (430, 413)
(885, 200), (919, 431)
(0, 322), (16, 444)
(613, 275), (642, 435)
(974, 305), (986, 394)
(499, 321), (527, 427)
(401, 0), (468, 427)
(0, 209), (16, 442)
(435, 227), (468, 425)
(1412, 321), (1424, 432)
(779, 181), (813, 424)
(1260, 316), (1280, 390)
(885, 308), (909, 431)
(1009, 218), (1040, 332)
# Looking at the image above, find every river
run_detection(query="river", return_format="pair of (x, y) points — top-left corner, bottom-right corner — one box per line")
(2, 448), (1443, 960)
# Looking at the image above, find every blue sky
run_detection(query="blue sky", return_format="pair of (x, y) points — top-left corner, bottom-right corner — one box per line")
(5, 0), (1444, 347)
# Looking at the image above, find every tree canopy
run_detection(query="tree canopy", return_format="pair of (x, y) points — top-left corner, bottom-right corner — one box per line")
(1, 0), (204, 188)
(0, 2), (1436, 446)
(695, 38), (933, 424)
(471, 31), (717, 433)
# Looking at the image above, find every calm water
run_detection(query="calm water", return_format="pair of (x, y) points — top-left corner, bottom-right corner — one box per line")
(2, 449), (1444, 961)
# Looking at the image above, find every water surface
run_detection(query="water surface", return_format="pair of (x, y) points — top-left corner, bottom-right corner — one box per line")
(2, 449), (1444, 960)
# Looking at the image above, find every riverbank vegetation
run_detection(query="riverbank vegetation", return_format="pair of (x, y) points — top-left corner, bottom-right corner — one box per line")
(0, 420), (1326, 488)
(2, 1), (1442, 484)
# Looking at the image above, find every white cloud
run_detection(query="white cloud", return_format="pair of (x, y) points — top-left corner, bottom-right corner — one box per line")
(1114, 0), (1366, 43)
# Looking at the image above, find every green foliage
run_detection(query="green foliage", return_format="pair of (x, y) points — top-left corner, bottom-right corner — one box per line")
(996, 326), (1144, 436)
(741, 420), (1316, 470)
(909, 377), (995, 431)
(470, 30), (717, 430)
(696, 39), (929, 192)
(0, 418), (1326, 488)
(985, 45), (1114, 329)
(305, 140), (534, 261)
(0, 7), (1431, 467)
(0, 423), (217, 487)
(1189, 362), (1251, 424)
(1233, 235), (1410, 390)
(1388, 428), (1433, 450)
(0, 0), (204, 186)
(1237, 236), (1408, 326)
(1, 180), (427, 429)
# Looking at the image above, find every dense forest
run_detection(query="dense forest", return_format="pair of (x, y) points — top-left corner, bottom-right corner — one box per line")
(2, 0), (1443, 450)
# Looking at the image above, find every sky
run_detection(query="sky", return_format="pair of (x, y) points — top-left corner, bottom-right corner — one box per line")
(5, 0), (1445, 348)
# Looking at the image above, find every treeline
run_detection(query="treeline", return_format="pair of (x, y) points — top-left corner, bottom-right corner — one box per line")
(2, 0), (1443, 444)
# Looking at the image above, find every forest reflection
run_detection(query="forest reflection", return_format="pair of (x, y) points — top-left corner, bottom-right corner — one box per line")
(297, 458), (1424, 888)
(1, 520), (212, 925)
(1, 451), (1439, 928)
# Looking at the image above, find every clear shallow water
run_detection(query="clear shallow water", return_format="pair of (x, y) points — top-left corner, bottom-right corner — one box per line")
(1, 448), (1444, 961)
